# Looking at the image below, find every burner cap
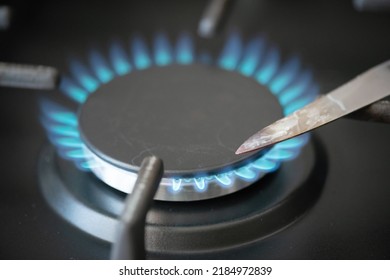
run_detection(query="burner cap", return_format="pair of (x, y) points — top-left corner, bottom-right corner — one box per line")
(79, 64), (282, 176)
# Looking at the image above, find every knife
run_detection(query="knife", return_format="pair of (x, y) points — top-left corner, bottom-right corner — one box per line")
(236, 60), (390, 155)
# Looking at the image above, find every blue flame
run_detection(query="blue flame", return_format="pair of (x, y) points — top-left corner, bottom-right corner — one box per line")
(175, 32), (194, 64)
(40, 99), (96, 171)
(218, 32), (242, 71)
(43, 125), (79, 138)
(215, 173), (232, 187)
(284, 84), (319, 115)
(59, 77), (89, 103)
(132, 36), (152, 69)
(69, 60), (100, 93)
(238, 36), (265, 76)
(251, 158), (280, 172)
(234, 166), (257, 181)
(109, 40), (132, 75)
(194, 178), (207, 192)
(41, 32), (319, 194)
(278, 70), (312, 106)
(254, 44), (280, 85)
(154, 32), (173, 66)
(171, 179), (182, 192)
(265, 148), (299, 161)
(275, 133), (309, 149)
(269, 56), (300, 94)
(89, 49), (115, 83)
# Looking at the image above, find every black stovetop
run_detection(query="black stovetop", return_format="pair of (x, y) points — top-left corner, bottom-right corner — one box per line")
(0, 0), (389, 259)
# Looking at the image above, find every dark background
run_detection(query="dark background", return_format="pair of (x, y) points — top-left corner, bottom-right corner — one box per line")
(0, 0), (389, 259)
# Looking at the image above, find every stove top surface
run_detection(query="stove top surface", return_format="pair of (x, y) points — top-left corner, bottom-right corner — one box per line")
(0, 0), (390, 259)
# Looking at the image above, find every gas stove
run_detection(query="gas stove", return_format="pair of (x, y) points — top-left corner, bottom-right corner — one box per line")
(0, 0), (389, 259)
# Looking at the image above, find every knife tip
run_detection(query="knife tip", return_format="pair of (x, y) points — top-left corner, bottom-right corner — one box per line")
(235, 131), (273, 155)
(235, 145), (248, 155)
(235, 140), (263, 155)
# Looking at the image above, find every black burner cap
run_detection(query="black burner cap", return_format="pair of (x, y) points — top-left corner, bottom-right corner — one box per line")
(79, 64), (282, 176)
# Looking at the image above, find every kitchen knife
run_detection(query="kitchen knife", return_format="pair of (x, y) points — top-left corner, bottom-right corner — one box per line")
(236, 60), (390, 154)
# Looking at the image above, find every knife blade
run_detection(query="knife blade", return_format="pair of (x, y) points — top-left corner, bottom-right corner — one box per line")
(236, 60), (390, 155)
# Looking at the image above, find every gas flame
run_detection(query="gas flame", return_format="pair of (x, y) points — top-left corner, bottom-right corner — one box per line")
(41, 31), (319, 194)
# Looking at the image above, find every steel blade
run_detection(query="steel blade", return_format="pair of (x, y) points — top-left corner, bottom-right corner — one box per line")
(236, 60), (390, 154)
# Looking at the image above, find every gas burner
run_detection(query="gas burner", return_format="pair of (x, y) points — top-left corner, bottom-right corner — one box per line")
(40, 32), (319, 201)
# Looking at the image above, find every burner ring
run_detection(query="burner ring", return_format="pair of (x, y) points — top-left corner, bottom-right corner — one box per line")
(40, 32), (319, 201)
